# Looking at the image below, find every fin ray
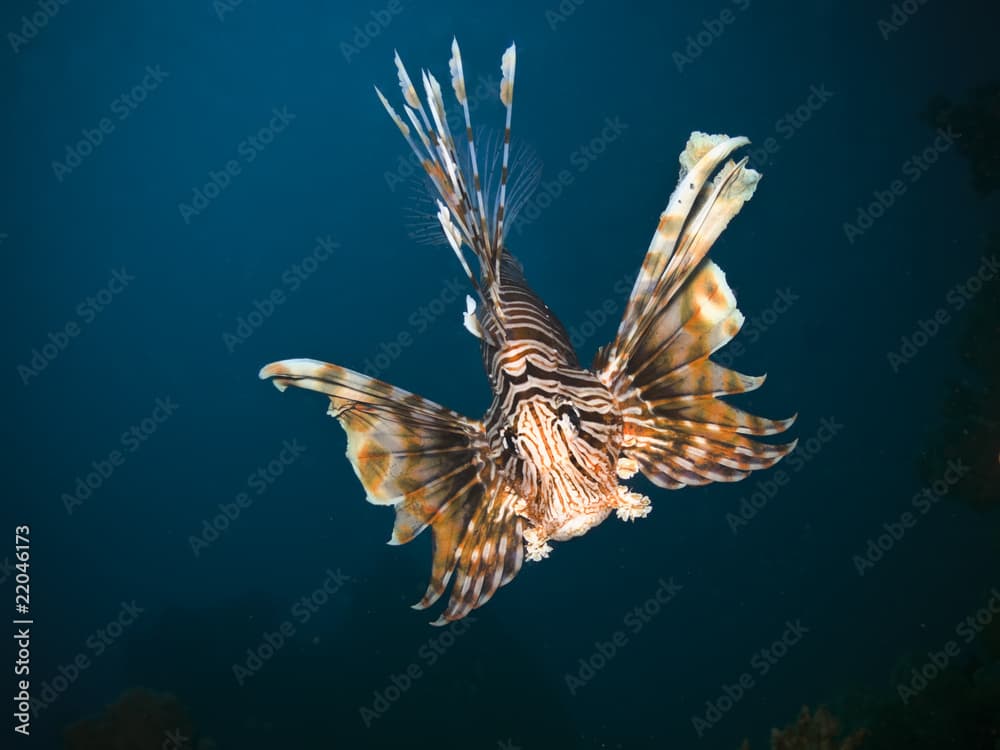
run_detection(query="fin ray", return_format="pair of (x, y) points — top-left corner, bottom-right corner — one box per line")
(259, 358), (525, 621)
(596, 134), (793, 490)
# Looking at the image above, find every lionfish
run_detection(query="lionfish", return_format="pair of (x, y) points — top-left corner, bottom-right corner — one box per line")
(260, 40), (796, 624)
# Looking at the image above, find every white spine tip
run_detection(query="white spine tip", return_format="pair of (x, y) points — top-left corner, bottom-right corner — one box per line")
(500, 44), (517, 105)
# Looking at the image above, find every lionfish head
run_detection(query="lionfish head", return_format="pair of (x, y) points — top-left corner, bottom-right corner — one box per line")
(500, 392), (632, 552)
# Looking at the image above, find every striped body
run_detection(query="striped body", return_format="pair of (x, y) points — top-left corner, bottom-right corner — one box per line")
(260, 42), (796, 623)
(481, 256), (625, 558)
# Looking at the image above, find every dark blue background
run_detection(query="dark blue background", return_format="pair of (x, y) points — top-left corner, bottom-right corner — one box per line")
(3, 0), (997, 747)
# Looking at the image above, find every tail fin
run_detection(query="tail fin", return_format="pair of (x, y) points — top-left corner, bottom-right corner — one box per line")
(375, 40), (518, 314)
(259, 359), (524, 623)
(595, 133), (796, 489)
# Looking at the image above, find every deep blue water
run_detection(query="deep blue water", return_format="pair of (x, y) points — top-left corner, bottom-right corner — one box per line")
(4, 0), (999, 748)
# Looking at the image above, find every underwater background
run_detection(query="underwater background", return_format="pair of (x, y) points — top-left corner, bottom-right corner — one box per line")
(3, 0), (998, 747)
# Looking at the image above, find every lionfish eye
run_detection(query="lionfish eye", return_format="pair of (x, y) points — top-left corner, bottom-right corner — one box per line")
(503, 429), (519, 454)
(557, 403), (581, 430)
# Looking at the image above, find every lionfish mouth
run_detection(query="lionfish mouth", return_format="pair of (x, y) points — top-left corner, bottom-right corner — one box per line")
(549, 507), (613, 542)
(526, 468), (621, 541)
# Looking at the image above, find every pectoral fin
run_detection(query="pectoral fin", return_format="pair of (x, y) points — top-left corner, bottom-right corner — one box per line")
(595, 134), (796, 489)
(260, 359), (523, 622)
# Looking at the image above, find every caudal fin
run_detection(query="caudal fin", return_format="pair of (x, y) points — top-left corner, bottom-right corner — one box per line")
(260, 359), (524, 623)
(595, 133), (796, 489)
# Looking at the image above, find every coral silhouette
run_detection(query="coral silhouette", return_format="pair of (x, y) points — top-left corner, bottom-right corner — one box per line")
(741, 705), (867, 750)
(924, 82), (1000, 195)
(63, 687), (210, 750)
(917, 232), (1000, 511)
(839, 609), (1000, 750)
